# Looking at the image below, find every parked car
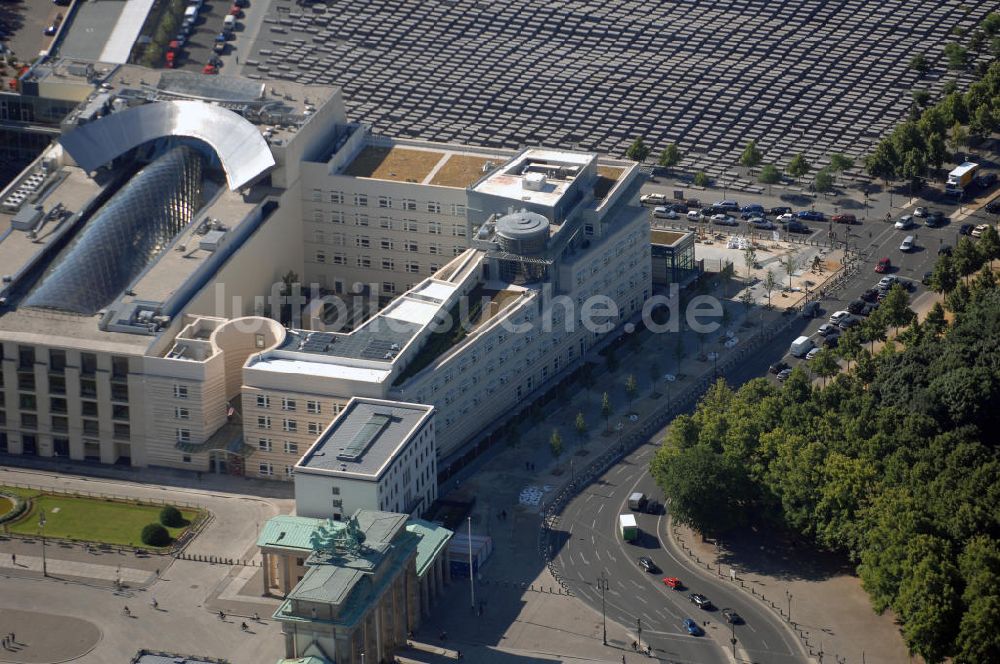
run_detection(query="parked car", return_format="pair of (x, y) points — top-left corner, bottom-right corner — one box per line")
(233, 0), (249, 7)
(922, 271), (933, 285)
(806, 347), (821, 360)
(711, 214), (738, 226)
(776, 368), (793, 382)
(818, 322), (838, 336)
(838, 315), (859, 329)
(847, 299), (866, 315)
(861, 288), (880, 302)
(976, 172), (998, 188)
(878, 275), (899, 289)
(985, 199), (1000, 214)
(770, 206), (792, 216)
(971, 224), (990, 238)
(653, 207), (678, 219)
(913, 206), (928, 217)
(202, 63), (218, 75)
(687, 210), (702, 220)
(750, 219), (776, 230)
(925, 210), (947, 228)
(638, 557), (660, 573)
(689, 593), (714, 610)
(829, 310), (851, 325)
(683, 618), (703, 636)
(714, 200), (740, 212)
(959, 223), (975, 235)
(663, 576), (684, 590)
(786, 220), (811, 233)
(769, 361), (790, 374)
(822, 333), (840, 348)
(894, 215), (915, 230)
(640, 193), (667, 205)
(685, 198), (701, 209)
(861, 302), (879, 316)
(831, 213), (858, 225)
(776, 213), (795, 223)
(801, 301), (821, 318)
(645, 500), (661, 515)
(796, 210), (825, 221)
(875, 257), (891, 273)
(722, 608), (743, 624)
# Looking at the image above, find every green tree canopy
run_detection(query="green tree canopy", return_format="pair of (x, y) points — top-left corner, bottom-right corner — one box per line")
(739, 140), (763, 168)
(909, 53), (930, 76)
(693, 171), (709, 187)
(814, 168), (834, 193)
(658, 143), (681, 169)
(829, 153), (854, 173)
(944, 42), (968, 70)
(626, 137), (650, 162)
(786, 153), (811, 179)
(758, 163), (781, 185)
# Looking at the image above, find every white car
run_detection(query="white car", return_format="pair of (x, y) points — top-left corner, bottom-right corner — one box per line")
(806, 347), (821, 360)
(971, 224), (990, 238)
(641, 193), (667, 206)
(878, 276), (898, 288)
(900, 236), (915, 252)
(687, 210), (702, 220)
(913, 207), (928, 218)
(829, 310), (850, 325)
(776, 213), (794, 223)
(654, 207), (678, 219)
(894, 215), (915, 230)
(818, 323), (837, 336)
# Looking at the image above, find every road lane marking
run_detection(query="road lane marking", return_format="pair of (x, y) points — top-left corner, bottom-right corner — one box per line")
(597, 502), (604, 514)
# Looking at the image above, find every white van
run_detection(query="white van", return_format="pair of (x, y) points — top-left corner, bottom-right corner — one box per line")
(900, 235), (915, 252)
(790, 335), (814, 358)
(183, 6), (198, 22)
(223, 14), (236, 30)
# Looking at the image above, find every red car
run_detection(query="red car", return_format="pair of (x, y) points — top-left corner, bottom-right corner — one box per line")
(202, 64), (218, 75)
(230, 5), (243, 16)
(662, 577), (684, 590)
(875, 257), (891, 273)
(832, 213), (858, 225)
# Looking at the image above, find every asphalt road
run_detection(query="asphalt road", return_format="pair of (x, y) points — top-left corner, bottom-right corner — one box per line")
(548, 182), (995, 663)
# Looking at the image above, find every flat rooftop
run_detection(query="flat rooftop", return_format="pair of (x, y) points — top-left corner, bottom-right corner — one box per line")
(342, 142), (508, 189)
(474, 148), (596, 207)
(297, 398), (433, 479)
(651, 229), (690, 246)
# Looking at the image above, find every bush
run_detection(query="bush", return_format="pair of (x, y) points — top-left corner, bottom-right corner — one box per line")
(159, 505), (185, 527)
(141, 523), (171, 547)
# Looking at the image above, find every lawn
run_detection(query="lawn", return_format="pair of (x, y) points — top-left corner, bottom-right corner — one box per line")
(2, 487), (200, 548)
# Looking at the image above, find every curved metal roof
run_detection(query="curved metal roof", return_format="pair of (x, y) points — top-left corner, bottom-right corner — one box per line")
(59, 100), (275, 190)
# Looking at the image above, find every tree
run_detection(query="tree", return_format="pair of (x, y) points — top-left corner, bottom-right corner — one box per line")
(909, 53), (930, 76)
(141, 523), (171, 547)
(719, 261), (735, 297)
(693, 171), (709, 187)
(924, 302), (948, 337)
(758, 163), (781, 194)
(601, 392), (612, 431)
(814, 168), (834, 193)
(739, 140), (763, 169)
(738, 289), (755, 315)
(969, 29), (986, 52)
(978, 225), (1000, 266)
(763, 270), (777, 308)
(861, 311), (888, 352)
(786, 154), (811, 181)
(983, 11), (1000, 34)
(953, 237), (984, 283)
(649, 443), (750, 534)
(159, 505), (185, 528)
(743, 246), (757, 281)
(811, 347), (839, 386)
(782, 254), (798, 290)
(971, 263), (997, 294)
(624, 374), (638, 411)
(658, 143), (681, 170)
(626, 137), (650, 163)
(931, 253), (959, 293)
(944, 42), (968, 69)
(864, 141), (898, 184)
(881, 284), (915, 335)
(901, 148), (927, 196)
(911, 88), (931, 107)
(836, 326), (863, 369)
(574, 412), (587, 440)
(895, 536), (963, 663)
(549, 429), (564, 461)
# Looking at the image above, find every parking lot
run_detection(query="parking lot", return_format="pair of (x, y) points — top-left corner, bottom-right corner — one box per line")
(0, 0), (63, 64)
(171, 0), (245, 73)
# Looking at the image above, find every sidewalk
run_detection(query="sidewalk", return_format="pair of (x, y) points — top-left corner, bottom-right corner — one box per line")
(0, 550), (153, 586)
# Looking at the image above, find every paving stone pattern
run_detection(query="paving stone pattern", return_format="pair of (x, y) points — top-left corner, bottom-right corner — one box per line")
(248, 0), (990, 169)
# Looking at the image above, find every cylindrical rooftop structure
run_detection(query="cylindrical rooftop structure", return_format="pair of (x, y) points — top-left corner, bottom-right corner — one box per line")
(495, 211), (549, 255)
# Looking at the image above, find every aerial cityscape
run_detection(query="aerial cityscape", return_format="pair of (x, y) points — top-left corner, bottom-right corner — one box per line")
(0, 1), (998, 663)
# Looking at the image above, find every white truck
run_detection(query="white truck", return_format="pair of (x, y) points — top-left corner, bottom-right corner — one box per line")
(790, 335), (814, 358)
(946, 162), (979, 196)
(619, 514), (638, 542)
(628, 492), (647, 511)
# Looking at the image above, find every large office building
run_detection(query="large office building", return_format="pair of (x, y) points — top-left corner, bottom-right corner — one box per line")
(0, 63), (651, 485)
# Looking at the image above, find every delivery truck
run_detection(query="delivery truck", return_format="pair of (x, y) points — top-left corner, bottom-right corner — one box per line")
(619, 514), (638, 542)
(946, 162), (979, 196)
(790, 335), (814, 358)
(628, 492), (647, 511)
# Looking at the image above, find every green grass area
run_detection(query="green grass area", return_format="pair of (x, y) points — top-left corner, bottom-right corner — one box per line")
(0, 497), (14, 519)
(2, 487), (200, 548)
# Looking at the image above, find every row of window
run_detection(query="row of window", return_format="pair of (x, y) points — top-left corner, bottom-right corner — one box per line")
(310, 210), (467, 236)
(4, 411), (128, 439)
(257, 438), (300, 454)
(7, 346), (128, 378)
(311, 190), (465, 217)
(254, 395), (322, 413)
(257, 462), (294, 478)
(313, 253), (434, 272)
(256, 416), (324, 435)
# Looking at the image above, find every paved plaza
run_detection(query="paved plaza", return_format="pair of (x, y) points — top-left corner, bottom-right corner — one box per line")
(241, 0), (991, 171)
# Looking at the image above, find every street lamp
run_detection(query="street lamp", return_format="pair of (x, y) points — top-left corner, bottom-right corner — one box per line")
(731, 617), (738, 658)
(598, 574), (609, 645)
(38, 509), (47, 577)
(467, 516), (475, 614)
(636, 617), (642, 652)
(786, 590), (793, 623)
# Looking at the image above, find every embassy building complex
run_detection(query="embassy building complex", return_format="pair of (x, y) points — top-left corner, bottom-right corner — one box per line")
(0, 64), (651, 511)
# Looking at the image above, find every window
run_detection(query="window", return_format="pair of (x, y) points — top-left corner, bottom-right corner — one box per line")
(332, 498), (343, 508)
(405, 261), (420, 273)
(19, 394), (36, 410)
(452, 203), (466, 217)
(452, 224), (466, 237)
(333, 253), (346, 265)
(331, 210), (344, 224)
(174, 407), (190, 420)
(427, 201), (441, 214)
(306, 401), (320, 414)
(356, 236), (370, 248)
(173, 384), (188, 399)
(402, 199), (416, 211)
(18, 345), (35, 369)
(331, 486), (341, 495)
(378, 195), (392, 209)
(81, 353), (97, 375)
(80, 378), (96, 398)
(311, 188), (322, 202)
(428, 243), (442, 255)
(380, 238), (393, 250)
(430, 263), (441, 273)
(307, 422), (321, 435)
(329, 191), (344, 204)
(284, 441), (298, 454)
(258, 463), (273, 477)
(379, 216), (393, 230)
(113, 404), (129, 420)
(357, 255), (371, 268)
(313, 210), (324, 223)
(313, 229), (326, 244)
(404, 240), (418, 252)
(281, 398), (296, 411)
(382, 282), (396, 294)
(50, 397), (67, 413)
(402, 219), (418, 232)
(21, 413), (38, 429)
(255, 334), (266, 349)
(354, 193), (368, 207)
(49, 349), (67, 373)
(285, 466), (294, 477)
(427, 221), (441, 234)
(176, 428), (191, 443)
(331, 233), (345, 246)
(282, 419), (297, 433)
(585, 223), (594, 236)
(382, 258), (395, 271)
(315, 250), (327, 263)
(182, 455), (192, 463)
(355, 213), (369, 227)
(258, 415), (271, 429)
(258, 438), (272, 452)
(49, 375), (66, 395)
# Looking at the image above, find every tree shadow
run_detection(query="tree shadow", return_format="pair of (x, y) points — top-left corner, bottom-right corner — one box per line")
(708, 524), (855, 583)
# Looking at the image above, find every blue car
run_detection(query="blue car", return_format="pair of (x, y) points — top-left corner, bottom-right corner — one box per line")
(683, 618), (703, 636)
(795, 210), (825, 221)
(740, 204), (765, 217)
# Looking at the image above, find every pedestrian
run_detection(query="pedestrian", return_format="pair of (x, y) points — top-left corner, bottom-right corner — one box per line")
(241, 621), (249, 632)
(2, 637), (7, 649)
(123, 605), (130, 617)
(154, 568), (159, 577)
(631, 640), (637, 651)
(235, 55), (239, 64)
(11, 553), (14, 565)
(622, 656), (626, 664)
(151, 597), (158, 609)
(253, 612), (259, 621)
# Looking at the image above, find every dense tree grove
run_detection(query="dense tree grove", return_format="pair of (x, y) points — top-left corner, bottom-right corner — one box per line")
(651, 243), (1000, 662)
